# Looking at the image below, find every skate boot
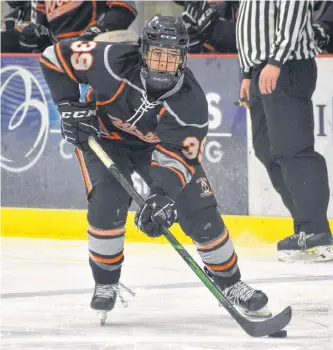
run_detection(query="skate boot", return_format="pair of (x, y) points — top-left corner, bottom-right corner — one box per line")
(277, 232), (333, 262)
(222, 281), (271, 318)
(91, 282), (136, 325)
(91, 283), (119, 325)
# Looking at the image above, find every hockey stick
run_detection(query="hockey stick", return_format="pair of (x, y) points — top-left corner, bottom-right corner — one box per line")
(88, 136), (292, 337)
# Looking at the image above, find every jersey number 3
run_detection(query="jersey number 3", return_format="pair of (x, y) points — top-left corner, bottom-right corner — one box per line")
(70, 41), (97, 71)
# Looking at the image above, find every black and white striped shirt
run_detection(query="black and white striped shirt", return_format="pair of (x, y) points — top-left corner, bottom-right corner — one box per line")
(236, 0), (321, 78)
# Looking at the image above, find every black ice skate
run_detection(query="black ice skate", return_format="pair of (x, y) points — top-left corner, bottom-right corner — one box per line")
(91, 283), (118, 325)
(277, 232), (333, 262)
(91, 283), (135, 325)
(222, 281), (271, 318)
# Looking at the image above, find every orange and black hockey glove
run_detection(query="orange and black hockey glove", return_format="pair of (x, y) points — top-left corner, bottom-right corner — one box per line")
(135, 189), (178, 238)
(57, 101), (100, 152)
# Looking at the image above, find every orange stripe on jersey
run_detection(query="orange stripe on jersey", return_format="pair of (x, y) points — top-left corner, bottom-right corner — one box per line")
(203, 43), (217, 52)
(89, 252), (124, 264)
(35, 3), (46, 14)
(196, 229), (229, 250)
(39, 57), (63, 73)
(103, 132), (122, 140)
(88, 20), (97, 27)
(88, 226), (124, 236)
(107, 1), (137, 16)
(96, 81), (126, 106)
(55, 43), (78, 83)
(156, 144), (195, 175)
(56, 30), (86, 39)
(159, 106), (166, 118)
(151, 161), (186, 187)
(74, 148), (92, 194)
(97, 117), (122, 140)
(91, 0), (97, 23)
(86, 88), (93, 102)
(206, 253), (237, 271)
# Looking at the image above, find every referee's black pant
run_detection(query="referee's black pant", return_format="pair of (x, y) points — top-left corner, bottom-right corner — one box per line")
(249, 58), (331, 234)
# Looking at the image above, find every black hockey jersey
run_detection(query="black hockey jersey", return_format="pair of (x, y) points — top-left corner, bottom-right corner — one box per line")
(40, 41), (209, 200)
(31, 1), (136, 40)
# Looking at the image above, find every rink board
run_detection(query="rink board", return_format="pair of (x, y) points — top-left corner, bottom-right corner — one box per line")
(2, 207), (333, 245)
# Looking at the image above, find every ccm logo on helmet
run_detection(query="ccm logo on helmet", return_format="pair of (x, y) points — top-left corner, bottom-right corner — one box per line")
(61, 110), (97, 119)
(161, 35), (177, 40)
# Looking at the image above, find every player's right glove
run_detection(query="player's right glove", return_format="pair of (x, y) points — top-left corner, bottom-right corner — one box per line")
(57, 101), (100, 152)
(19, 23), (52, 52)
(135, 189), (178, 238)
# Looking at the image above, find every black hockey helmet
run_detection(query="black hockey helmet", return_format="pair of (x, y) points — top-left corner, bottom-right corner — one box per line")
(140, 15), (189, 91)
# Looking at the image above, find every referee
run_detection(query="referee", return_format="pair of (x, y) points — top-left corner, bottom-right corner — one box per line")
(236, 0), (332, 262)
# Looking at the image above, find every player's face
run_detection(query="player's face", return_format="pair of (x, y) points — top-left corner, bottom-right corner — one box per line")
(146, 46), (181, 74)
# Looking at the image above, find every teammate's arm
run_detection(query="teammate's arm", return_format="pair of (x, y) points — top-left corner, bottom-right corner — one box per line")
(80, 1), (137, 41)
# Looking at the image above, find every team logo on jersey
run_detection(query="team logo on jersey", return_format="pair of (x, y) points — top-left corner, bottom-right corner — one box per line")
(0, 65), (49, 172)
(196, 177), (213, 198)
(45, 0), (83, 21)
(108, 115), (160, 143)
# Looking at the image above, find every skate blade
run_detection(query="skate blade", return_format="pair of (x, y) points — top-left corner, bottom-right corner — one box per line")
(278, 245), (333, 263)
(97, 311), (108, 326)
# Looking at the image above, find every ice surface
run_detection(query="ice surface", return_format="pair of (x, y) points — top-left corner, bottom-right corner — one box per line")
(1, 238), (333, 350)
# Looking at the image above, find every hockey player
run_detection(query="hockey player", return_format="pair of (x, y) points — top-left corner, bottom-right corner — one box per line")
(1, 1), (31, 52)
(40, 15), (270, 320)
(19, 0), (137, 52)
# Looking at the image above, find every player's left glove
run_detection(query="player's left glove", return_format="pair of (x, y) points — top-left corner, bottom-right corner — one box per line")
(135, 189), (178, 238)
(78, 25), (103, 41)
(57, 101), (100, 152)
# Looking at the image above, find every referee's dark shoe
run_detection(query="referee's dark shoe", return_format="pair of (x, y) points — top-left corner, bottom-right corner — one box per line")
(277, 232), (333, 262)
